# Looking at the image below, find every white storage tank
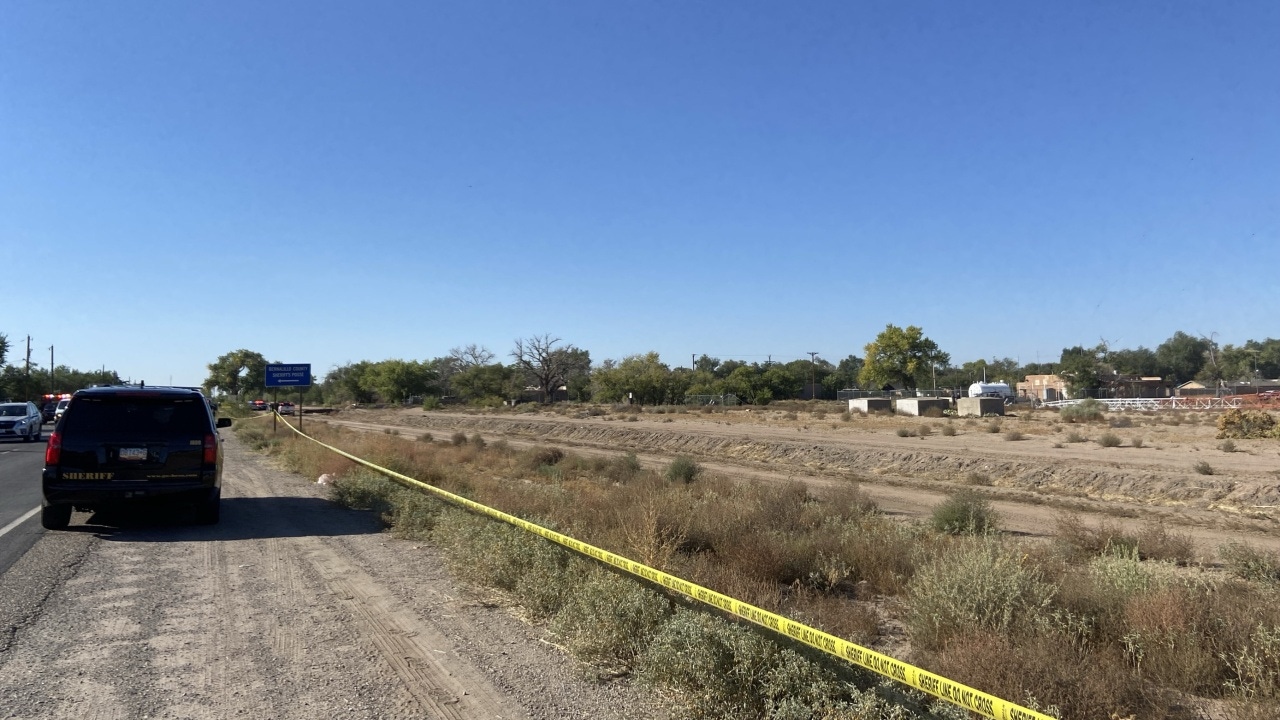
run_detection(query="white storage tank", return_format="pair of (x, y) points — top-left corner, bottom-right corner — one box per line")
(968, 381), (1013, 399)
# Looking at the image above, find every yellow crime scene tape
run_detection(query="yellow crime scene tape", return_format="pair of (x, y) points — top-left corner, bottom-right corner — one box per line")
(269, 414), (1053, 720)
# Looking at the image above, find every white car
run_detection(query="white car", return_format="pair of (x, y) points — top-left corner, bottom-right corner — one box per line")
(0, 401), (43, 442)
(54, 398), (71, 422)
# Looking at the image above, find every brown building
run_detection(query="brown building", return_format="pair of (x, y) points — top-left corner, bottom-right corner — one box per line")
(1017, 374), (1068, 401)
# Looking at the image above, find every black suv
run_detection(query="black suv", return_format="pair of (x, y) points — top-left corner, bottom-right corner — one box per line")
(41, 386), (233, 529)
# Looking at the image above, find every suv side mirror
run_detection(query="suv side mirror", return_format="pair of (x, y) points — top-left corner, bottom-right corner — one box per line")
(217, 417), (233, 428)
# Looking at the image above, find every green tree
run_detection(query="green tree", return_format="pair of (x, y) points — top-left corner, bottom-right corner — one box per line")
(823, 354), (863, 393)
(203, 350), (269, 398)
(452, 362), (518, 403)
(323, 361), (376, 404)
(1106, 347), (1159, 376)
(1155, 331), (1209, 384)
(1057, 345), (1104, 398)
(365, 359), (437, 404)
(0, 332), (8, 367)
(592, 352), (675, 405)
(857, 325), (949, 391)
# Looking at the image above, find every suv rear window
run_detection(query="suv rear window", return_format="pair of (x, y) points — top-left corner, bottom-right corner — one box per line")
(60, 396), (210, 440)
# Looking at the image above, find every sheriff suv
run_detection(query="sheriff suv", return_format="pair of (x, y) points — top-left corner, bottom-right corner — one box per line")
(41, 386), (233, 529)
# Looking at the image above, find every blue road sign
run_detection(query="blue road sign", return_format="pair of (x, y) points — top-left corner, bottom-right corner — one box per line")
(265, 363), (312, 388)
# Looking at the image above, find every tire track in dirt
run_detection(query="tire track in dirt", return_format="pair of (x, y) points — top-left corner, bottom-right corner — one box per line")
(230, 449), (533, 720)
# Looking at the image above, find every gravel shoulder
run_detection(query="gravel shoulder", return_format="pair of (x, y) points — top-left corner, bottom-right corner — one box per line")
(0, 433), (669, 720)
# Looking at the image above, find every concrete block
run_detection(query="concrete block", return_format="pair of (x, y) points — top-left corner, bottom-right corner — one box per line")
(894, 398), (951, 416)
(958, 397), (1005, 417)
(848, 398), (892, 414)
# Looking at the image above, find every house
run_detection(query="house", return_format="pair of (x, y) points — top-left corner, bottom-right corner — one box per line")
(1017, 374), (1068, 402)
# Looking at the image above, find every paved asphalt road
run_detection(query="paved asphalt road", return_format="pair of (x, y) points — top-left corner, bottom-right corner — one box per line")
(0, 437), (48, 573)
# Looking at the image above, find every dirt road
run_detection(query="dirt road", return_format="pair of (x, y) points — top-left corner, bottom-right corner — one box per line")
(0, 434), (668, 720)
(327, 406), (1280, 559)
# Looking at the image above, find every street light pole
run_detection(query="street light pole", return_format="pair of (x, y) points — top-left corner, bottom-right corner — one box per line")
(807, 351), (819, 401)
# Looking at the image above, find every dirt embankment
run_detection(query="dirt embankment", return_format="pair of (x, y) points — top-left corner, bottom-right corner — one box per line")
(324, 407), (1280, 557)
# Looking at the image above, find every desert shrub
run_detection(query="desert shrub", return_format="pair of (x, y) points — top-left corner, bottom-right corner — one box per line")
(1221, 542), (1280, 583)
(606, 453), (642, 483)
(917, 423), (933, 437)
(906, 537), (1055, 650)
(665, 456), (702, 483)
(1225, 625), (1280, 700)
(984, 421), (1001, 433)
(839, 410), (852, 422)
(1136, 523), (1196, 564)
(931, 490), (1000, 535)
(1065, 430), (1087, 443)
(469, 433), (486, 449)
(450, 431), (468, 446)
(529, 446), (565, 468)
(1218, 409), (1278, 440)
(1131, 437), (1144, 448)
(783, 411), (798, 421)
(550, 568), (670, 668)
(638, 609), (862, 719)
(1220, 439), (1239, 453)
(418, 432), (433, 443)
(386, 488), (445, 540)
(1004, 430), (1024, 441)
(1109, 415), (1134, 428)
(963, 472), (992, 486)
(1120, 583), (1222, 693)
(925, 629), (1148, 720)
(1055, 515), (1133, 560)
(1194, 460), (1215, 475)
(895, 427), (913, 438)
(421, 396), (441, 410)
(327, 469), (401, 518)
(1060, 399), (1106, 423)
(941, 423), (956, 437)
(436, 509), (564, 593)
(1097, 432), (1122, 448)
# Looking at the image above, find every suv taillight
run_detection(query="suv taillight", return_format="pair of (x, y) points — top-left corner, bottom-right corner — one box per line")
(203, 434), (217, 464)
(45, 431), (61, 465)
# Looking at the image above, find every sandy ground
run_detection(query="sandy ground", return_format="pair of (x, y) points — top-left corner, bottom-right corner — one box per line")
(326, 405), (1280, 559)
(0, 432), (670, 720)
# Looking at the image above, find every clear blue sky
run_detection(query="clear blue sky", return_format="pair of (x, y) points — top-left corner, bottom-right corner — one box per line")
(3, 2), (1277, 386)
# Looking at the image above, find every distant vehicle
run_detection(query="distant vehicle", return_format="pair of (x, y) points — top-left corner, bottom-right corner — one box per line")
(41, 393), (72, 422)
(277, 402), (295, 415)
(41, 385), (233, 529)
(249, 399), (268, 411)
(968, 381), (1014, 400)
(54, 398), (71, 422)
(0, 401), (43, 442)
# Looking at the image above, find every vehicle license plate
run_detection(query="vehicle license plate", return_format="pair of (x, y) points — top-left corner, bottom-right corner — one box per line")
(119, 447), (147, 462)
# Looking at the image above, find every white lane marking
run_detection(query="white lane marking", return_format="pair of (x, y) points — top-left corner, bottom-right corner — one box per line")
(0, 507), (40, 538)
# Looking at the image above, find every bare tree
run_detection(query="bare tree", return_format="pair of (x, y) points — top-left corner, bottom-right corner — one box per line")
(511, 335), (587, 403)
(449, 344), (495, 369)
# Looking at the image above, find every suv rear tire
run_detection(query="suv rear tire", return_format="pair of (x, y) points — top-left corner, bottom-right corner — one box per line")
(195, 489), (221, 525)
(41, 502), (71, 530)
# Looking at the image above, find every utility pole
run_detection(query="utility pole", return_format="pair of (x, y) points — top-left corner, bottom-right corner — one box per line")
(49, 346), (54, 393)
(25, 335), (31, 377)
(807, 351), (819, 401)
